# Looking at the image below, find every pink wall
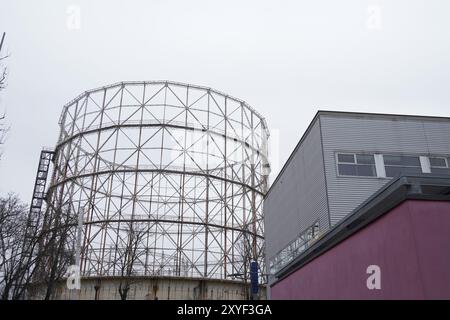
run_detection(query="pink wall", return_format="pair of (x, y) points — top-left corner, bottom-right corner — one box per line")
(271, 200), (450, 299)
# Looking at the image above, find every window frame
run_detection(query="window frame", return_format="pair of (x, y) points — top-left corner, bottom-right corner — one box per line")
(428, 155), (450, 175)
(382, 154), (423, 178)
(337, 153), (356, 164)
(335, 152), (450, 179)
(429, 156), (449, 169)
(335, 152), (377, 178)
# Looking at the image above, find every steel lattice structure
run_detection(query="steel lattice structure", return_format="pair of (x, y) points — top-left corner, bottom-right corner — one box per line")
(45, 81), (270, 283)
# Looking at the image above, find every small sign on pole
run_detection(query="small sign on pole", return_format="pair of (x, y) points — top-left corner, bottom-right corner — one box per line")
(250, 261), (259, 300)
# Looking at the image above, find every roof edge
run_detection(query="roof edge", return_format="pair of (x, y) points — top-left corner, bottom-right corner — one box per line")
(265, 110), (450, 198)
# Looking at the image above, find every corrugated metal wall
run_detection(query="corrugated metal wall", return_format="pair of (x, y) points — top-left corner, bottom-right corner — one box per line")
(320, 114), (450, 225)
(423, 121), (450, 153)
(264, 120), (329, 263)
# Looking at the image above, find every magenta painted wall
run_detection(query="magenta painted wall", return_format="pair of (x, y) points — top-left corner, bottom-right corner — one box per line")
(270, 200), (450, 299)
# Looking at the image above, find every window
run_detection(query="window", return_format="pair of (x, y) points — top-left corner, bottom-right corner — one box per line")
(429, 157), (450, 175)
(383, 155), (422, 177)
(337, 153), (376, 177)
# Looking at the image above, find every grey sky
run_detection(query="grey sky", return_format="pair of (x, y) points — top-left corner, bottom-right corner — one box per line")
(0, 0), (449, 201)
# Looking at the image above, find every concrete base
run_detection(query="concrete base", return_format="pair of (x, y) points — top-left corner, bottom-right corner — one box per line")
(31, 276), (266, 300)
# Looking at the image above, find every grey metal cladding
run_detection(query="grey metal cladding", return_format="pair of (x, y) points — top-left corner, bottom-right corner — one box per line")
(422, 121), (450, 154)
(319, 113), (450, 225)
(264, 120), (329, 261)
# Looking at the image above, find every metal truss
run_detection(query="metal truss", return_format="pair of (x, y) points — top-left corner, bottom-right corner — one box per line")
(44, 81), (270, 283)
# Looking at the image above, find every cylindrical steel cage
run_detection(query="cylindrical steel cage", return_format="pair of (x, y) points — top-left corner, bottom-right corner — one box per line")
(46, 81), (269, 282)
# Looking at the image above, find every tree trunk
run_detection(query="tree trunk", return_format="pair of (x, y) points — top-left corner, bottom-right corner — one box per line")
(119, 283), (129, 300)
(1, 284), (11, 300)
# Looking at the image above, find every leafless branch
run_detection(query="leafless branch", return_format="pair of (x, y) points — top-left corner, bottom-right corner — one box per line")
(0, 65), (6, 90)
(0, 193), (34, 300)
(33, 203), (77, 300)
(0, 49), (8, 157)
(116, 223), (147, 300)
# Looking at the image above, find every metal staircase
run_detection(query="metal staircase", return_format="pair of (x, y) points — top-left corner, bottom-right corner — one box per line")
(29, 149), (54, 219)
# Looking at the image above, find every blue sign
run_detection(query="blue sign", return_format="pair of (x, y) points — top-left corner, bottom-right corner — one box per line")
(250, 261), (259, 295)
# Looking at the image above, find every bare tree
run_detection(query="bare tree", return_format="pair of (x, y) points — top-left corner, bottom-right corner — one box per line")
(0, 193), (41, 300)
(116, 223), (146, 300)
(0, 193), (69, 300)
(34, 204), (77, 300)
(9, 205), (44, 300)
(0, 194), (26, 299)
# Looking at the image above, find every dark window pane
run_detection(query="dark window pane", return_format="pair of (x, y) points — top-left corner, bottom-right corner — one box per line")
(383, 155), (400, 165)
(430, 167), (450, 175)
(430, 157), (447, 168)
(384, 155), (420, 166)
(338, 164), (376, 176)
(385, 166), (401, 177)
(356, 154), (375, 164)
(385, 166), (422, 177)
(406, 157), (421, 166)
(356, 164), (376, 176)
(403, 166), (423, 175)
(338, 164), (357, 175)
(338, 154), (355, 163)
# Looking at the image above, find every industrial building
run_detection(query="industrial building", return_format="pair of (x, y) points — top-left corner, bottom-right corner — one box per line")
(29, 81), (270, 300)
(264, 111), (450, 298)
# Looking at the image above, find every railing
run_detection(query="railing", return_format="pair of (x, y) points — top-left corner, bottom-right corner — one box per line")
(269, 220), (320, 275)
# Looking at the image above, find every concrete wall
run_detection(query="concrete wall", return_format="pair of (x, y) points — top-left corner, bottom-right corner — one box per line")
(31, 277), (266, 300)
(270, 200), (450, 299)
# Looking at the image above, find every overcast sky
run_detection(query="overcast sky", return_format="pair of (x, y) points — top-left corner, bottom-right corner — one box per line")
(0, 0), (449, 201)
